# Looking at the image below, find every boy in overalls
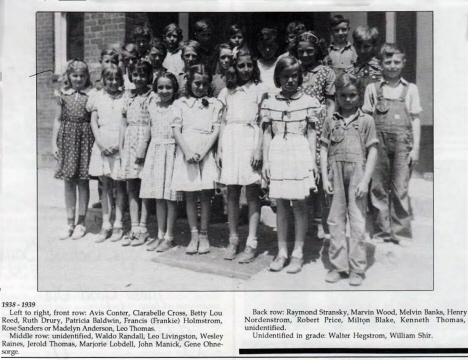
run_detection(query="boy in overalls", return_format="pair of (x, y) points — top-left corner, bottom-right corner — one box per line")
(363, 43), (422, 247)
(321, 74), (378, 286)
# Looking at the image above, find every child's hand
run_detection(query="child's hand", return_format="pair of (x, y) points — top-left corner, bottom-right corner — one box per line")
(355, 180), (369, 198)
(262, 162), (271, 182)
(312, 162), (320, 182)
(323, 179), (334, 195)
(135, 157), (145, 165)
(251, 149), (262, 169)
(216, 152), (222, 168)
(53, 144), (59, 161)
(185, 150), (199, 164)
(408, 149), (419, 167)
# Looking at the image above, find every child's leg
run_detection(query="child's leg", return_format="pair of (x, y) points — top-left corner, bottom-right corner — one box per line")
(327, 162), (349, 273)
(199, 190), (213, 234)
(156, 199), (168, 239)
(77, 179), (90, 225)
(64, 179), (77, 225)
(245, 184), (260, 247)
(275, 199), (290, 258)
(140, 199), (150, 232)
(390, 144), (412, 244)
(166, 200), (177, 238)
(114, 181), (126, 228)
(185, 192), (200, 254)
(126, 179), (141, 233)
(227, 185), (241, 238)
(100, 176), (114, 229)
(198, 190), (213, 254)
(291, 199), (307, 259)
(348, 163), (368, 275)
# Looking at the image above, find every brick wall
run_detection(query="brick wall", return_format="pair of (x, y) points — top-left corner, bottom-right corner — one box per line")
(37, 13), (55, 161)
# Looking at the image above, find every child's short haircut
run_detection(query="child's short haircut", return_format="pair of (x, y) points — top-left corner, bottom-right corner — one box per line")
(330, 14), (349, 28)
(273, 56), (303, 88)
(163, 23), (183, 42)
(185, 64), (212, 97)
(352, 26), (379, 45)
(133, 25), (152, 41)
(377, 43), (406, 62)
(286, 21), (306, 35)
(101, 63), (124, 87)
(226, 48), (260, 89)
(152, 71), (179, 97)
(180, 40), (201, 56)
(227, 24), (246, 38)
(129, 60), (153, 84)
(100, 48), (119, 61)
(149, 38), (168, 58)
(194, 19), (213, 33)
(257, 27), (278, 45)
(121, 43), (140, 58)
(293, 31), (328, 62)
(335, 73), (363, 97)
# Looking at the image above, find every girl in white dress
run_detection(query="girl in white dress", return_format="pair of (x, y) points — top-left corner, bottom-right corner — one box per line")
(139, 72), (180, 252)
(262, 57), (320, 273)
(88, 64), (127, 243)
(172, 64), (222, 255)
(217, 49), (268, 262)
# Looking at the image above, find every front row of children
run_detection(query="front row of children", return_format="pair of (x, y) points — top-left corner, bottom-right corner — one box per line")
(53, 43), (420, 286)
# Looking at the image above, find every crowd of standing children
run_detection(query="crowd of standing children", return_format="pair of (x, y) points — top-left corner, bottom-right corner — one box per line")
(52, 14), (422, 286)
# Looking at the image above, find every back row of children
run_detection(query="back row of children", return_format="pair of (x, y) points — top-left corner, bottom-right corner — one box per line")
(52, 14), (421, 286)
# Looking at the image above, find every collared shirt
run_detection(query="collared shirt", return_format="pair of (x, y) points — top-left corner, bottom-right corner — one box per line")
(324, 41), (357, 75)
(57, 86), (96, 123)
(122, 88), (155, 128)
(86, 89), (125, 129)
(300, 64), (336, 105)
(217, 81), (268, 125)
(362, 77), (422, 115)
(258, 57), (281, 95)
(321, 109), (379, 163)
(172, 96), (223, 134)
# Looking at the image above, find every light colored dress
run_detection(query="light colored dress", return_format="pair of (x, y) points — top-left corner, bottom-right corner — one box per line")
(171, 96), (223, 192)
(217, 81), (268, 185)
(163, 49), (185, 75)
(261, 92), (321, 200)
(140, 97), (178, 201)
(119, 88), (155, 180)
(258, 57), (280, 95)
(88, 90), (125, 179)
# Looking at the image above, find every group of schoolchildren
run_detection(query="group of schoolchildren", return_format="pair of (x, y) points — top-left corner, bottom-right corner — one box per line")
(52, 14), (422, 286)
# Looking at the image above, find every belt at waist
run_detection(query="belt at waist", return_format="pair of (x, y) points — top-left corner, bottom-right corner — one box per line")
(151, 139), (176, 144)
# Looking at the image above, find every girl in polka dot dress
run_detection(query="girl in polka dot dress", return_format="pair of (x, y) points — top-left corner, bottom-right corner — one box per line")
(52, 60), (96, 240)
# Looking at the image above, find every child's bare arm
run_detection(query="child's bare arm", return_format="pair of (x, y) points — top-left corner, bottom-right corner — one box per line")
(135, 124), (151, 163)
(199, 126), (220, 161)
(51, 103), (62, 160)
(409, 115), (421, 166)
(262, 122), (272, 180)
(90, 111), (105, 152)
(325, 96), (336, 120)
(119, 114), (127, 154)
(356, 145), (377, 198)
(307, 123), (318, 179)
(216, 109), (227, 167)
(320, 144), (333, 195)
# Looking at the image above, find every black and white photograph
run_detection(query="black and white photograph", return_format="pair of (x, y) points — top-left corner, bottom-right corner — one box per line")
(36, 11), (434, 291)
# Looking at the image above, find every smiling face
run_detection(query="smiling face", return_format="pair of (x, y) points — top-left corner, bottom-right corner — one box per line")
(131, 69), (149, 90)
(297, 41), (317, 67)
(355, 40), (376, 61)
(336, 84), (360, 112)
(236, 55), (254, 84)
(219, 48), (233, 72)
(103, 74), (122, 94)
(381, 53), (406, 80)
(69, 69), (88, 91)
(229, 32), (245, 48)
(182, 47), (199, 69)
(190, 73), (210, 98)
(149, 48), (166, 69)
(164, 31), (179, 51)
(331, 22), (349, 45)
(156, 77), (175, 103)
(278, 65), (300, 96)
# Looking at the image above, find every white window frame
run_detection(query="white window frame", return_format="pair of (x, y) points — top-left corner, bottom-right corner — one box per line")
(54, 12), (67, 75)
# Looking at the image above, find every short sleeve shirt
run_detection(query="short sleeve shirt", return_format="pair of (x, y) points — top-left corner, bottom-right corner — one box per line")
(163, 49), (185, 75)
(87, 90), (125, 129)
(324, 42), (357, 75)
(300, 65), (336, 105)
(217, 81), (268, 125)
(258, 58), (281, 95)
(362, 78), (422, 115)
